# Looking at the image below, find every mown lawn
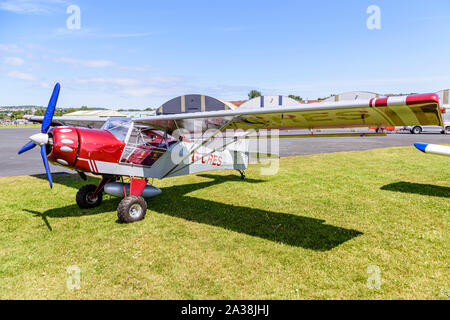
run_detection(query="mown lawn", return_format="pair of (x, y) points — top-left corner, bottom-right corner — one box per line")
(0, 124), (40, 129)
(0, 147), (448, 299)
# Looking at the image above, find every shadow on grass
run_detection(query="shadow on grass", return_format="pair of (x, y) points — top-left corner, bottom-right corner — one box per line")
(28, 173), (362, 250)
(23, 197), (120, 232)
(381, 181), (450, 198)
(24, 209), (53, 231)
(31, 172), (89, 184)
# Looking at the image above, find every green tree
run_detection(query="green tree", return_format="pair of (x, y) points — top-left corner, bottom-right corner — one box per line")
(317, 94), (335, 101)
(288, 95), (303, 101)
(68, 108), (77, 113)
(11, 111), (24, 120)
(34, 109), (46, 116)
(248, 90), (262, 99)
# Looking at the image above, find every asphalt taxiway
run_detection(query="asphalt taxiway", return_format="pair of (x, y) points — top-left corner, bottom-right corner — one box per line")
(0, 128), (448, 177)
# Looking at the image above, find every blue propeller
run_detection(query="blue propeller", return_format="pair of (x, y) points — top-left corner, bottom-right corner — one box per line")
(42, 83), (60, 133)
(17, 83), (61, 188)
(41, 144), (53, 189)
(18, 141), (37, 155)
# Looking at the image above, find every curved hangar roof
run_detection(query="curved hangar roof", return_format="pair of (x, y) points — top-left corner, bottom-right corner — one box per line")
(239, 95), (301, 109)
(156, 94), (236, 115)
(321, 91), (384, 103)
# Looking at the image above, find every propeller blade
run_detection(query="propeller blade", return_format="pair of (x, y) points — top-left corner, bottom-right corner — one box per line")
(41, 83), (61, 133)
(40, 144), (53, 189)
(18, 141), (37, 155)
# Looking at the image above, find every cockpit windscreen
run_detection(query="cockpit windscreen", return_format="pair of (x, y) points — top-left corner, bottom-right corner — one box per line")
(101, 118), (132, 141)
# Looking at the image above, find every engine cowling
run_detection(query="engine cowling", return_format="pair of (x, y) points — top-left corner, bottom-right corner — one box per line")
(47, 127), (79, 167)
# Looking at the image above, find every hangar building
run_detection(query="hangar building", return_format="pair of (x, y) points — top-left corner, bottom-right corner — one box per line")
(321, 91), (384, 103)
(436, 89), (449, 106)
(238, 95), (301, 109)
(156, 95), (236, 115)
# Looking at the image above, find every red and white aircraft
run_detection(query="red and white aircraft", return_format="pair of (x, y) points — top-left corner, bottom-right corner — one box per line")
(21, 84), (444, 223)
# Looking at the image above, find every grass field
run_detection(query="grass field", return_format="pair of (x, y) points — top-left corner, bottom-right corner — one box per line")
(0, 146), (448, 299)
(0, 124), (40, 129)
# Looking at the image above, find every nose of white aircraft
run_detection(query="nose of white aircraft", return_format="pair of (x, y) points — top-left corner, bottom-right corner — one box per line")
(30, 133), (49, 145)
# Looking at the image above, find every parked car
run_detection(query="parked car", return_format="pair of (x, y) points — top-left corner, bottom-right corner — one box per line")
(369, 126), (396, 133)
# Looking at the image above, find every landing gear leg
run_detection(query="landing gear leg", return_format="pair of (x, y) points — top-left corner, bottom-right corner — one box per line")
(76, 176), (111, 209)
(237, 170), (246, 180)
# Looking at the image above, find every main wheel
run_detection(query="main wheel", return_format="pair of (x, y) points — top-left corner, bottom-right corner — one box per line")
(76, 184), (103, 209)
(411, 126), (422, 134)
(117, 196), (147, 223)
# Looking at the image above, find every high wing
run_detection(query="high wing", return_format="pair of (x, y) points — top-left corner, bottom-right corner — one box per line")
(131, 93), (443, 178)
(134, 94), (443, 133)
(25, 93), (443, 132)
(25, 115), (108, 129)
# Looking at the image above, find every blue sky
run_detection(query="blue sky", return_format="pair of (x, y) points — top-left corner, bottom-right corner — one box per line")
(1, 0), (450, 109)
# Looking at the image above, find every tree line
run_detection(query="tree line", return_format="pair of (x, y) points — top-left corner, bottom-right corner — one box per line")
(248, 90), (310, 102)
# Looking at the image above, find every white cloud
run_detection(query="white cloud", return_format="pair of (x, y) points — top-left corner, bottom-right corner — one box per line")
(105, 32), (153, 39)
(120, 65), (153, 72)
(0, 43), (23, 53)
(55, 56), (154, 73)
(120, 87), (161, 97)
(52, 27), (93, 37)
(77, 77), (141, 86)
(51, 27), (154, 40)
(116, 75), (191, 97)
(0, 0), (67, 14)
(216, 26), (246, 32)
(56, 57), (115, 68)
(8, 70), (37, 81)
(4, 57), (25, 66)
(148, 75), (184, 84)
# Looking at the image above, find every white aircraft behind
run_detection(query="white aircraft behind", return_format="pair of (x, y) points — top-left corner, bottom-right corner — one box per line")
(414, 143), (450, 157)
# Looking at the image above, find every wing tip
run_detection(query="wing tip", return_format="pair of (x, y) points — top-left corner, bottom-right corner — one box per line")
(406, 93), (440, 106)
(414, 142), (428, 153)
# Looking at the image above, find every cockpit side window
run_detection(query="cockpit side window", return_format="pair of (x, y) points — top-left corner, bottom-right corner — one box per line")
(119, 126), (177, 167)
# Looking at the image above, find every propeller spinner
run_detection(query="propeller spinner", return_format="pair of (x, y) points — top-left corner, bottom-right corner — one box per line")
(18, 83), (61, 188)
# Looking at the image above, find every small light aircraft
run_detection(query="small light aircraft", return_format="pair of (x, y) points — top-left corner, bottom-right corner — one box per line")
(21, 83), (444, 223)
(414, 143), (450, 156)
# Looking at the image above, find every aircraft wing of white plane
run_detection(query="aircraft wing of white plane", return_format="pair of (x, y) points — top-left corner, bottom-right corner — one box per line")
(414, 143), (450, 157)
(26, 93), (444, 133)
(134, 94), (443, 132)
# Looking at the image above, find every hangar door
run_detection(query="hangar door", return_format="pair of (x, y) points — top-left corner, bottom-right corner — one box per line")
(156, 95), (235, 115)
